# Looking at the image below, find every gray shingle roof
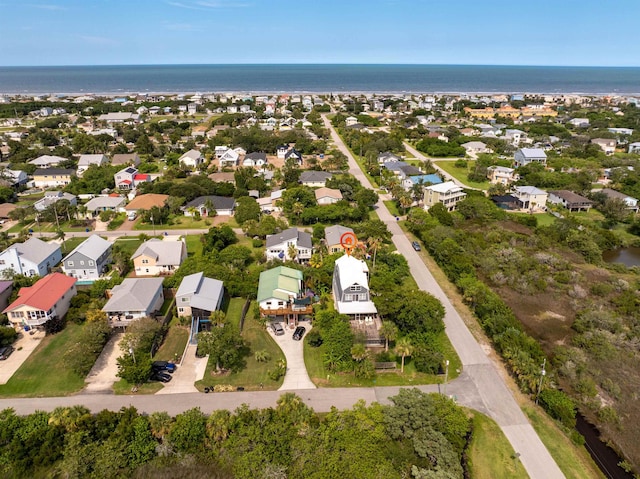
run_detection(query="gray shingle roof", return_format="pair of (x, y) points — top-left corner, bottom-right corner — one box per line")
(185, 195), (236, 211)
(324, 225), (354, 246)
(11, 237), (60, 266)
(131, 239), (185, 266)
(64, 235), (111, 262)
(102, 278), (164, 313)
(266, 227), (312, 249)
(299, 171), (333, 183)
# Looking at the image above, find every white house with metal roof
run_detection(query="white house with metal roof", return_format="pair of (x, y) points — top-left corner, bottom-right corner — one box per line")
(77, 154), (108, 176)
(265, 228), (313, 263)
(178, 149), (204, 168)
(514, 148), (547, 168)
(512, 186), (548, 211)
(332, 254), (378, 320)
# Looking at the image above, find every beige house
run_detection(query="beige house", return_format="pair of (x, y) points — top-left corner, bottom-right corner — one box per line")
(423, 181), (467, 212)
(132, 239), (187, 276)
(512, 186), (548, 211)
(315, 187), (343, 205)
(487, 166), (519, 185)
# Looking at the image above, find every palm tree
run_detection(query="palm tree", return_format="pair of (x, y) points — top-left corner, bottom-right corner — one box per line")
(48, 406), (90, 432)
(308, 253), (323, 269)
(254, 349), (271, 363)
(399, 191), (413, 213)
(210, 310), (226, 328)
(350, 343), (368, 362)
(367, 236), (381, 271)
(204, 199), (216, 217)
(149, 411), (173, 441)
(292, 201), (304, 223)
(394, 337), (413, 373)
(380, 320), (398, 352)
(287, 243), (298, 262)
(206, 410), (231, 443)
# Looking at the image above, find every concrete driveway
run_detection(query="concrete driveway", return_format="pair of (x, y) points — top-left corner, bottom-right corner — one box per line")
(156, 343), (207, 394)
(84, 333), (123, 393)
(269, 323), (316, 391)
(0, 329), (45, 385)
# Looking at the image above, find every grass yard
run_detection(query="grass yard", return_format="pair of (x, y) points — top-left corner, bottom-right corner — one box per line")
(304, 329), (460, 388)
(467, 412), (529, 479)
(383, 200), (402, 217)
(434, 160), (490, 190)
(523, 406), (604, 479)
(184, 234), (203, 256)
(113, 380), (164, 395)
(196, 301), (285, 391)
(224, 297), (247, 329)
(509, 212), (556, 227)
(112, 237), (144, 256)
(61, 236), (89, 253)
(154, 317), (190, 363)
(0, 324), (86, 397)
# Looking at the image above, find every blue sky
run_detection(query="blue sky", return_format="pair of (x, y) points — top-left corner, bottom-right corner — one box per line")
(1, 0), (639, 66)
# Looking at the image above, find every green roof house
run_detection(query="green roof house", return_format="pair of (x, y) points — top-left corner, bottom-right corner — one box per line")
(257, 266), (311, 326)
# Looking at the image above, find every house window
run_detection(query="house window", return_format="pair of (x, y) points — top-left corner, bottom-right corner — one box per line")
(349, 285), (360, 292)
(181, 297), (189, 302)
(88, 260), (94, 266)
(67, 261), (74, 266)
(80, 261), (85, 266)
(142, 259), (149, 264)
(178, 307), (184, 313)
(277, 301), (284, 306)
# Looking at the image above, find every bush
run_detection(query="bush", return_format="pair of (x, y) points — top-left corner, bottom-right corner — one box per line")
(63, 319), (111, 376)
(538, 389), (577, 428)
(306, 329), (323, 347)
(0, 327), (18, 346)
(251, 238), (263, 248)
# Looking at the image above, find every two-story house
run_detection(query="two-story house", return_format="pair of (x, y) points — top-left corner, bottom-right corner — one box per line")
(175, 272), (224, 320)
(4, 273), (76, 328)
(514, 148), (547, 168)
(178, 149), (204, 169)
(33, 168), (76, 188)
(257, 266), (312, 326)
(0, 237), (62, 277)
(132, 238), (187, 276)
(423, 181), (467, 212)
(102, 277), (164, 327)
(265, 228), (313, 263)
(62, 235), (112, 281)
(324, 225), (355, 254)
(548, 190), (593, 212)
(114, 166), (138, 190)
(243, 152), (268, 168)
(77, 154), (108, 176)
(512, 186), (548, 211)
(487, 166), (519, 185)
(591, 138), (617, 156)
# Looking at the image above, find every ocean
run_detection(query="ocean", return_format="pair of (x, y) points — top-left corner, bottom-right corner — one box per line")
(0, 64), (639, 95)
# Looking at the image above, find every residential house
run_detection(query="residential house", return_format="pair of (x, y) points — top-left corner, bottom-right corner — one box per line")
(2, 169), (28, 187)
(423, 181), (467, 212)
(29, 155), (66, 168)
(98, 112), (140, 123)
(461, 141), (492, 155)
(514, 148), (547, 168)
(184, 195), (236, 216)
(33, 191), (77, 212)
(568, 118), (590, 128)
(114, 166), (138, 190)
(77, 154), (108, 176)
(175, 272), (224, 320)
(407, 174), (443, 191)
(124, 193), (169, 215)
(284, 148), (303, 165)
(0, 237), (62, 277)
(218, 148), (240, 167)
(504, 129), (529, 147)
(377, 151), (402, 164)
(257, 189), (285, 212)
(332, 254), (381, 345)
(102, 278), (164, 327)
(132, 239), (187, 276)
(628, 142), (640, 154)
(257, 266), (311, 326)
(178, 149), (204, 168)
(83, 196), (126, 217)
(600, 188), (639, 213)
(3, 273), (76, 328)
(315, 187), (343, 205)
(324, 224), (354, 254)
(345, 116), (358, 126)
(591, 138), (617, 155)
(214, 146), (229, 158)
(243, 152), (268, 168)
(33, 168), (75, 188)
(512, 186), (548, 211)
(208, 172), (236, 185)
(265, 227), (313, 263)
(487, 166), (519, 185)
(548, 190), (593, 212)
(608, 128), (633, 136)
(0, 280), (12, 312)
(111, 153), (141, 167)
(299, 170), (333, 187)
(61, 235), (112, 281)
(276, 145), (289, 159)
(0, 203), (16, 220)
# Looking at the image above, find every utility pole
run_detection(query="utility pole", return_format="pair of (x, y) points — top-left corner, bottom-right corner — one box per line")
(151, 215), (155, 236)
(535, 358), (546, 404)
(443, 359), (450, 397)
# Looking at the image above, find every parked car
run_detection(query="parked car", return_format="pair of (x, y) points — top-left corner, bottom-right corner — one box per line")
(151, 371), (172, 383)
(292, 326), (306, 341)
(0, 345), (14, 360)
(152, 360), (176, 373)
(412, 241), (421, 251)
(272, 322), (285, 336)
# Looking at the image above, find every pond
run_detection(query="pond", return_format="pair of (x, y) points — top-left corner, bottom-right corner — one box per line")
(602, 247), (640, 267)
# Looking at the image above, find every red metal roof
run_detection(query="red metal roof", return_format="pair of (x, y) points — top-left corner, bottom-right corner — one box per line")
(133, 174), (149, 181)
(119, 179), (132, 185)
(3, 273), (76, 313)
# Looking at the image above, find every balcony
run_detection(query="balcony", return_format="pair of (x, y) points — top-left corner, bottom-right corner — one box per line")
(260, 304), (313, 317)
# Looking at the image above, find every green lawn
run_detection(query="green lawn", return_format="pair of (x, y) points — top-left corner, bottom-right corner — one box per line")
(135, 215), (239, 231)
(185, 234), (203, 256)
(112, 237), (144, 256)
(383, 200), (401, 217)
(509, 212), (556, 227)
(304, 330), (460, 388)
(196, 301), (285, 391)
(522, 406), (604, 479)
(154, 317), (190, 363)
(468, 412), (529, 479)
(61, 236), (88, 254)
(434, 160), (490, 190)
(225, 297), (247, 329)
(113, 380), (163, 395)
(0, 324), (86, 397)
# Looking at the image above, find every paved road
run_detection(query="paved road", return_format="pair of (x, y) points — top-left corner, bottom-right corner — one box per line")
(270, 322), (316, 391)
(322, 114), (564, 479)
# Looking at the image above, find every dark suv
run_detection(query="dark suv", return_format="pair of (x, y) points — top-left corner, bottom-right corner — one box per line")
(411, 241), (421, 251)
(292, 326), (306, 341)
(0, 345), (14, 360)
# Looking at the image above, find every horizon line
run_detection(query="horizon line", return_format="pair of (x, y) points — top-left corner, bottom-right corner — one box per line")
(2, 62), (640, 69)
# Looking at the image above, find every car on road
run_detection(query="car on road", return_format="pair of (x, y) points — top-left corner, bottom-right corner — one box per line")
(412, 241), (421, 251)
(272, 322), (285, 336)
(152, 361), (176, 373)
(0, 345), (14, 360)
(151, 371), (172, 383)
(292, 326), (306, 341)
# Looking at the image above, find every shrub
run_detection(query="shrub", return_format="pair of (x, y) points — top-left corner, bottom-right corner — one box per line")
(306, 329), (323, 347)
(538, 389), (577, 428)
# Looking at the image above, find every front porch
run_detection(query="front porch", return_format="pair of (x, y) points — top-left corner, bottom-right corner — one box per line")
(349, 314), (384, 348)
